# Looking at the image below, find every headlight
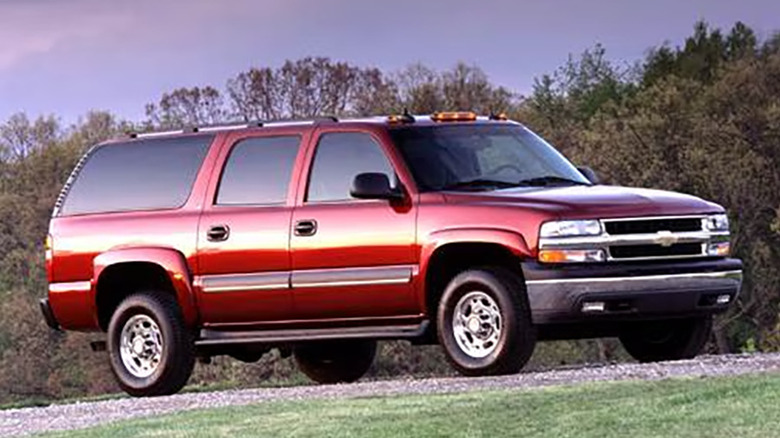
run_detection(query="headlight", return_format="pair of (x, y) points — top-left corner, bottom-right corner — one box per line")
(704, 214), (730, 232)
(540, 220), (602, 238)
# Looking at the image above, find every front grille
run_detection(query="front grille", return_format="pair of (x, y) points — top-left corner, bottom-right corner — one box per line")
(609, 243), (703, 259)
(604, 218), (702, 235)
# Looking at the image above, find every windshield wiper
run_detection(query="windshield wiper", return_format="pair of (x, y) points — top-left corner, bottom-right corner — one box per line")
(516, 176), (591, 187)
(438, 179), (519, 191)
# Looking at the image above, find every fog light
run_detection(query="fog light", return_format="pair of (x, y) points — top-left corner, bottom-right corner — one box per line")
(539, 249), (606, 263)
(707, 242), (730, 257)
(716, 294), (731, 304)
(582, 301), (606, 313)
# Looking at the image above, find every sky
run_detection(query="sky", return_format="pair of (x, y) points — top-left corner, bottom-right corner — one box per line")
(0, 0), (779, 124)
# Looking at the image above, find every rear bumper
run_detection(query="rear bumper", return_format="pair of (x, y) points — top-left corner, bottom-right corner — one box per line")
(522, 258), (742, 324)
(39, 298), (61, 331)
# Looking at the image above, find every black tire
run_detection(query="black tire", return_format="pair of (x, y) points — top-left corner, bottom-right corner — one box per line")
(437, 267), (536, 376)
(107, 292), (195, 397)
(619, 316), (712, 363)
(293, 340), (377, 384)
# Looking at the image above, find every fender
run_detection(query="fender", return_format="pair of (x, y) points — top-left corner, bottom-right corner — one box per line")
(93, 247), (198, 326)
(418, 227), (533, 310)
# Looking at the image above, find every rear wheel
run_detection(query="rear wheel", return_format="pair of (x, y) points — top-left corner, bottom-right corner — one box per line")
(107, 292), (195, 397)
(619, 316), (712, 363)
(293, 340), (377, 384)
(437, 267), (536, 376)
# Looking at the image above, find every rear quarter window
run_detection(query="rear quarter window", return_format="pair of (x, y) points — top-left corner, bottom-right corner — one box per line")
(58, 135), (213, 216)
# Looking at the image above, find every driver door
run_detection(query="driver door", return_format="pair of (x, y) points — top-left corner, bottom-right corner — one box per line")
(289, 128), (419, 321)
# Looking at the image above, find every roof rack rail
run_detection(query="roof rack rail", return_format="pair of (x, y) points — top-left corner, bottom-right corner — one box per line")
(127, 116), (337, 139)
(262, 116), (338, 126)
(193, 121), (263, 133)
(129, 128), (197, 139)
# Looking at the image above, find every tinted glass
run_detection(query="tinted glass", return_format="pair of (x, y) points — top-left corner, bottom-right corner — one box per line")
(307, 132), (394, 202)
(390, 124), (589, 192)
(59, 135), (213, 215)
(216, 136), (300, 205)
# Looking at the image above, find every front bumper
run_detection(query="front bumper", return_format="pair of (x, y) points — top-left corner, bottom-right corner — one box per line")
(522, 258), (742, 324)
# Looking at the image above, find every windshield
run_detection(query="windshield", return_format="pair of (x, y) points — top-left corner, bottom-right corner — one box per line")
(390, 124), (590, 192)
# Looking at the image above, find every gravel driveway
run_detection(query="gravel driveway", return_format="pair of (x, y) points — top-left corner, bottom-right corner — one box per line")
(2, 352), (780, 437)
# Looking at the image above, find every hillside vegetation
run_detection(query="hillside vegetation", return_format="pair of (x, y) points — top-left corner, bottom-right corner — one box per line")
(0, 21), (779, 403)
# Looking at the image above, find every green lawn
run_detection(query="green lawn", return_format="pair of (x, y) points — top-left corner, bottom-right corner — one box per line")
(42, 373), (780, 438)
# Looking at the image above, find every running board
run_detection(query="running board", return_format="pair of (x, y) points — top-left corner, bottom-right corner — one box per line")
(195, 321), (429, 347)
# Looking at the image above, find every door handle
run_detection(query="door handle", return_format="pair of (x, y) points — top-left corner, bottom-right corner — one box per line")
(207, 224), (230, 242)
(294, 219), (317, 237)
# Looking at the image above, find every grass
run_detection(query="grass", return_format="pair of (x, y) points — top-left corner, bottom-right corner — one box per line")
(40, 373), (780, 438)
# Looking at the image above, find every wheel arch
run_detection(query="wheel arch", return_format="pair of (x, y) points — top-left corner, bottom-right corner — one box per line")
(93, 247), (197, 330)
(420, 228), (532, 321)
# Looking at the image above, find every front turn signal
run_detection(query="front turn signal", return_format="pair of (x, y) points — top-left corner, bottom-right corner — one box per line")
(707, 241), (730, 257)
(539, 249), (606, 263)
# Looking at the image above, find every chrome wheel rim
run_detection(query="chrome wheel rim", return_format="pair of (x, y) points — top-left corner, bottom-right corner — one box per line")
(452, 291), (502, 358)
(119, 314), (163, 378)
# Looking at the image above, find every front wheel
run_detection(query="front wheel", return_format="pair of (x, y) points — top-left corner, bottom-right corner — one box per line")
(294, 340), (377, 384)
(437, 267), (536, 376)
(619, 316), (712, 363)
(107, 292), (195, 397)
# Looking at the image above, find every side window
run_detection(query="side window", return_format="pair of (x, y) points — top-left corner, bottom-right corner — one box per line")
(306, 132), (395, 202)
(216, 136), (300, 205)
(59, 135), (213, 216)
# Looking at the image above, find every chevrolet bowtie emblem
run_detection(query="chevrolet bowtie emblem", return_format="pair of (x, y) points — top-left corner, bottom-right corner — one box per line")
(655, 230), (679, 247)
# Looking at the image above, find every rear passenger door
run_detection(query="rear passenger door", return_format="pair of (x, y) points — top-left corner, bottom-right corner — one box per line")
(290, 128), (419, 321)
(196, 131), (306, 325)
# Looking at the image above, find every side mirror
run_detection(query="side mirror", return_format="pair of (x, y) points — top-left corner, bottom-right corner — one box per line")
(351, 173), (404, 201)
(577, 166), (600, 185)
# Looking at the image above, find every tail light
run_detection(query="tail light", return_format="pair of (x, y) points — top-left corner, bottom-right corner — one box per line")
(45, 234), (53, 282)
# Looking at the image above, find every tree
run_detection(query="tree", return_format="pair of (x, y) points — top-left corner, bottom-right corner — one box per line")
(226, 57), (367, 120)
(643, 21), (757, 88)
(145, 86), (227, 128)
(350, 67), (400, 116)
(0, 113), (61, 162)
(441, 62), (514, 113)
(395, 63), (443, 114)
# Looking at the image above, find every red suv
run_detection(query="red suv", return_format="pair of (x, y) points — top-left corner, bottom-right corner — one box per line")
(41, 112), (742, 396)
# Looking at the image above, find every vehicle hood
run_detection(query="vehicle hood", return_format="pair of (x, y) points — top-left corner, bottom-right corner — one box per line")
(441, 185), (723, 219)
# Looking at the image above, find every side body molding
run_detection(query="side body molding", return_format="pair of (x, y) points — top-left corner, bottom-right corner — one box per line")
(93, 247), (198, 326)
(418, 227), (533, 310)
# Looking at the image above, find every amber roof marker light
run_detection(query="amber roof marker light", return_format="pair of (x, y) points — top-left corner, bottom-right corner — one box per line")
(488, 111), (508, 121)
(387, 108), (416, 124)
(430, 111), (478, 122)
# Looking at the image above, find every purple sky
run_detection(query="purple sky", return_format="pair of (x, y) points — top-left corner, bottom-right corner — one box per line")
(0, 0), (778, 123)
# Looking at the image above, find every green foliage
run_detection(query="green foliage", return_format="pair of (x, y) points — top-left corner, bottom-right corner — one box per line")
(523, 21), (780, 352)
(741, 337), (758, 354)
(642, 21), (758, 87)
